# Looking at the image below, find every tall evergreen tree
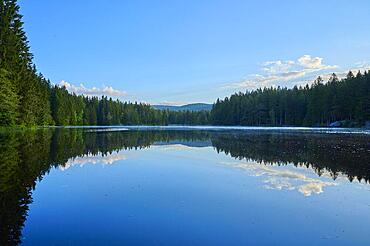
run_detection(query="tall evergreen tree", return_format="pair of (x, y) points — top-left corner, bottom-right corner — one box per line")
(211, 71), (370, 127)
(0, 0), (52, 126)
(0, 69), (18, 125)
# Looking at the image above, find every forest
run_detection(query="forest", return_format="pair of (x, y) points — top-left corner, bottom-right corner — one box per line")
(0, 0), (209, 127)
(211, 72), (370, 127)
(1, 0), (369, 127)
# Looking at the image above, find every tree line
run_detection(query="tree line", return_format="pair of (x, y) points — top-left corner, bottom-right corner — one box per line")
(211, 71), (370, 127)
(49, 86), (210, 126)
(1, 0), (369, 128)
(0, 0), (210, 127)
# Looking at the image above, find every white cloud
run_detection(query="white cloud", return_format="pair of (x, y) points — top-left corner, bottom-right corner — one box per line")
(224, 55), (338, 90)
(350, 61), (370, 74)
(297, 55), (336, 70)
(224, 70), (306, 90)
(354, 60), (370, 68)
(262, 60), (295, 74)
(293, 61), (370, 87)
(59, 80), (127, 97)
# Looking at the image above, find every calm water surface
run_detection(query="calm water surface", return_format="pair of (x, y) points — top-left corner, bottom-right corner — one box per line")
(1, 127), (370, 245)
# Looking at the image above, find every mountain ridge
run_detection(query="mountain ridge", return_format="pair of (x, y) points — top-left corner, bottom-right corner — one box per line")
(152, 103), (213, 111)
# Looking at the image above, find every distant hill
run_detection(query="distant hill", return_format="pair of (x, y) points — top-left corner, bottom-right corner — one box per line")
(152, 103), (213, 111)
(154, 140), (212, 148)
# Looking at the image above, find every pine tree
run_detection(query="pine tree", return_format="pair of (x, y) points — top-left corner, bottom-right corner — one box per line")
(0, 69), (19, 126)
(0, 0), (53, 126)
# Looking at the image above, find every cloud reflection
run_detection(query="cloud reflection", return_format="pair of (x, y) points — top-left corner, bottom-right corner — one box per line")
(223, 161), (337, 196)
(61, 152), (126, 171)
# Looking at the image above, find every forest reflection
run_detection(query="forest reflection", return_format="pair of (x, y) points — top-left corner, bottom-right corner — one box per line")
(0, 128), (369, 245)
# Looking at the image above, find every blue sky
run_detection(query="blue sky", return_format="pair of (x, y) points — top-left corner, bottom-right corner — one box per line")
(19, 0), (370, 105)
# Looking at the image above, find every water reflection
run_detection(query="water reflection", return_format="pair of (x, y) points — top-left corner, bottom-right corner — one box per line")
(223, 161), (338, 196)
(212, 132), (370, 182)
(0, 128), (369, 245)
(61, 151), (127, 171)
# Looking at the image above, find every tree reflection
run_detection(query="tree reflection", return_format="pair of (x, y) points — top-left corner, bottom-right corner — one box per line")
(0, 128), (369, 245)
(0, 129), (52, 245)
(211, 131), (370, 183)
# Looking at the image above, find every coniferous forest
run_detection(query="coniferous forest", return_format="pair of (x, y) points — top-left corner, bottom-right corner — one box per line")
(1, 0), (369, 128)
(0, 0), (209, 127)
(211, 73), (370, 127)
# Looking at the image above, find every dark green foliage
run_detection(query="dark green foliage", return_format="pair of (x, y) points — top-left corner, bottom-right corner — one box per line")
(1, 0), (369, 127)
(0, 0), (53, 126)
(0, 129), (52, 245)
(50, 85), (210, 126)
(0, 69), (19, 125)
(0, 0), (210, 127)
(211, 72), (370, 126)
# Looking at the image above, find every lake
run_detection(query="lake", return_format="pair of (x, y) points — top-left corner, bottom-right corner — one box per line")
(1, 126), (370, 245)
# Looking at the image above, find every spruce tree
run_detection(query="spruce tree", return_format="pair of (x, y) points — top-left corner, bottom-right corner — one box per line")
(0, 69), (19, 126)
